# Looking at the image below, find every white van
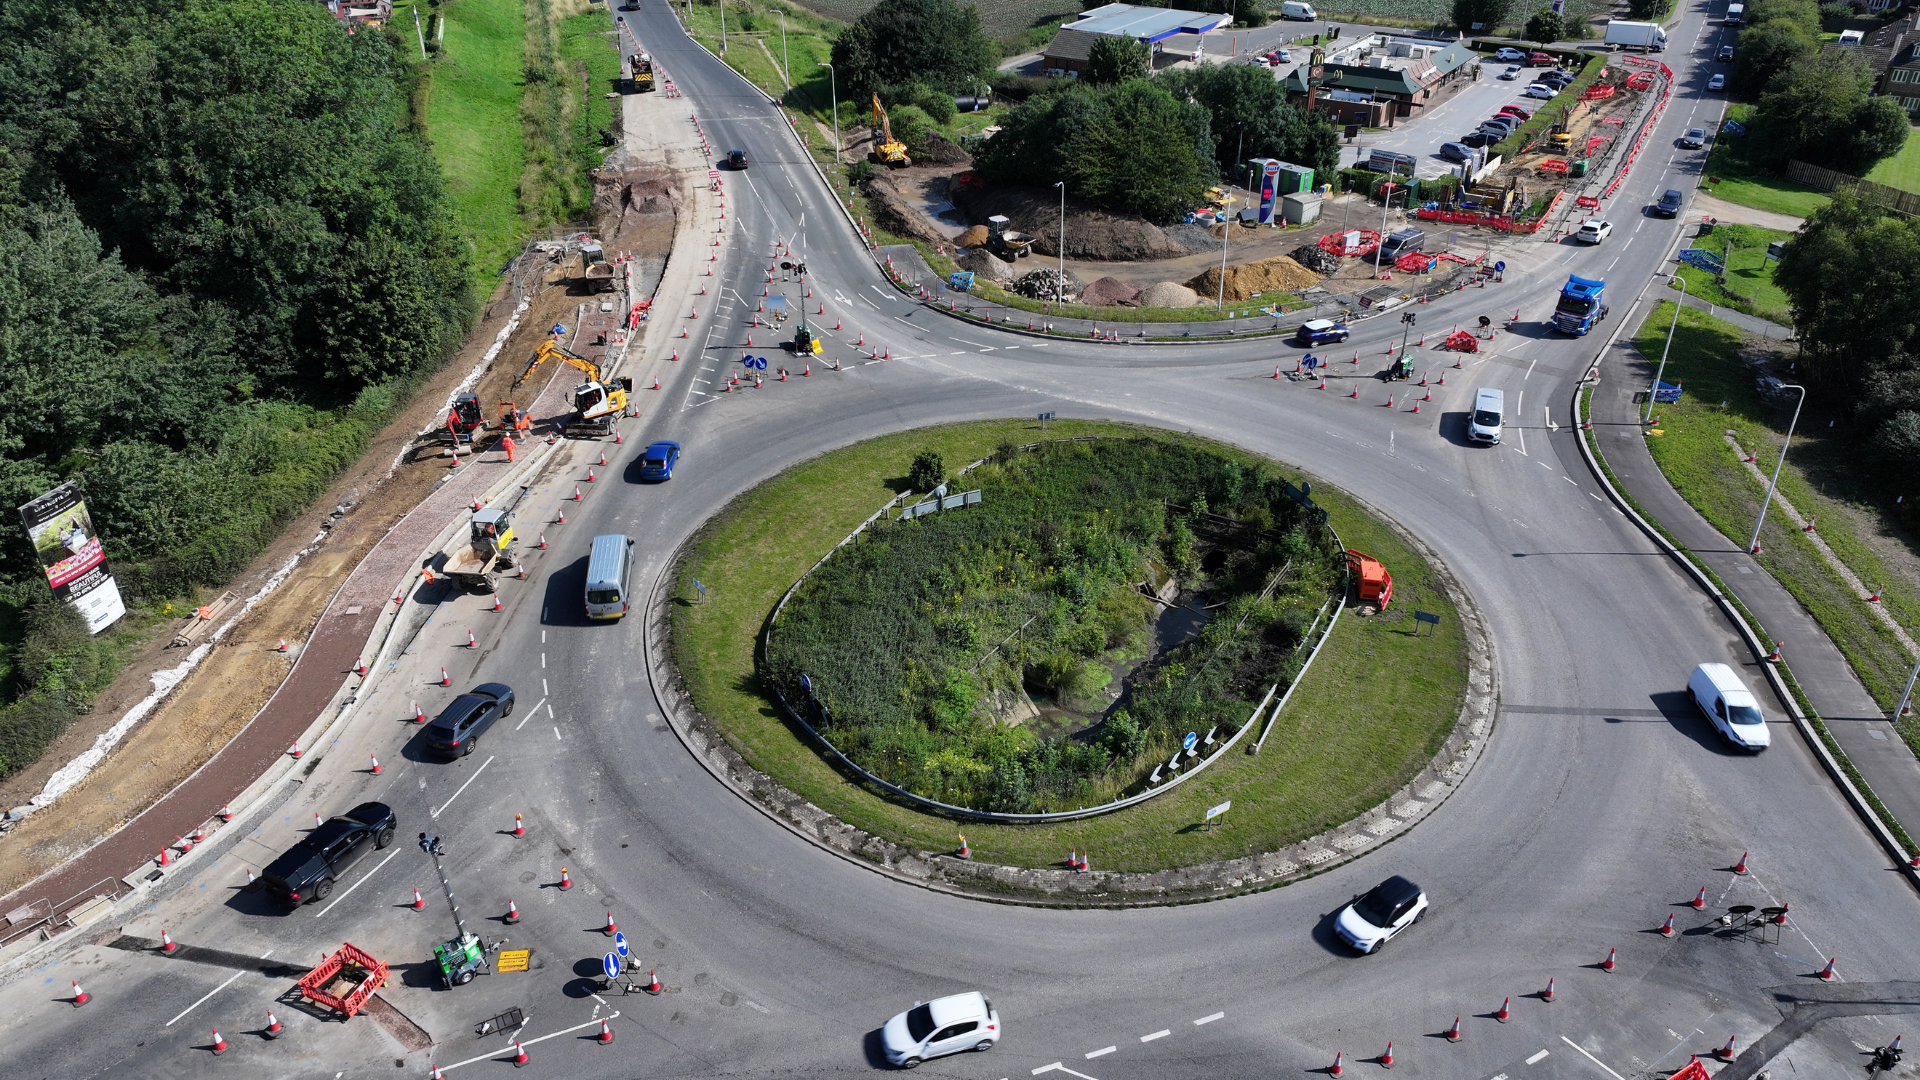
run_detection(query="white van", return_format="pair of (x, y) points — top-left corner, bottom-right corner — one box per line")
(1688, 663), (1771, 751)
(1279, 1), (1318, 20)
(1468, 387), (1503, 444)
(585, 533), (635, 620)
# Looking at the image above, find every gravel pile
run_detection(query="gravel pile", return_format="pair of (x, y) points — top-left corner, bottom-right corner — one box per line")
(1141, 281), (1200, 308)
(1010, 268), (1081, 303)
(1078, 276), (1143, 307)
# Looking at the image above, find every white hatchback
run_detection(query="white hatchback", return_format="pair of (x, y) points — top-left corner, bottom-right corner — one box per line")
(1523, 82), (1557, 99)
(883, 992), (1000, 1068)
(1575, 219), (1613, 243)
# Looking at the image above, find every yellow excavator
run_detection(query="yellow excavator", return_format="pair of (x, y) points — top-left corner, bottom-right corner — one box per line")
(870, 94), (911, 168)
(512, 336), (632, 438)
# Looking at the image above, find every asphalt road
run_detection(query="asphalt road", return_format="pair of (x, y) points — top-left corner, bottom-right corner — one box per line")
(6, 4), (1913, 1079)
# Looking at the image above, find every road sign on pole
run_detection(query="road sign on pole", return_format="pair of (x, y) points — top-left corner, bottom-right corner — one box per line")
(614, 932), (629, 959)
(1206, 800), (1231, 821)
(603, 952), (621, 981)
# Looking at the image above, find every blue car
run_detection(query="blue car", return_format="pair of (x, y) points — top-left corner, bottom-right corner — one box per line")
(638, 440), (680, 481)
(1295, 319), (1350, 346)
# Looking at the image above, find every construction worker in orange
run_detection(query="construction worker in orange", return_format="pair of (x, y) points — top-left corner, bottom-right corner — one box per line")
(501, 434), (515, 462)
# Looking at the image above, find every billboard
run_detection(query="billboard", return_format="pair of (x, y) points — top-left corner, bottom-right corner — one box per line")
(1255, 159), (1282, 224)
(18, 481), (125, 634)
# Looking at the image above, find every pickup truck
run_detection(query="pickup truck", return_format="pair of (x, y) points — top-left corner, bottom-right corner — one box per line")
(261, 802), (397, 906)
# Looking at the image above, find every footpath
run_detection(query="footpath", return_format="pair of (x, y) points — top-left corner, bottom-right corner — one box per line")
(1588, 314), (1920, 850)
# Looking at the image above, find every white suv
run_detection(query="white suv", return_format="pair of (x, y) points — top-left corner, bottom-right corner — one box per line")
(1335, 875), (1429, 953)
(883, 992), (1000, 1068)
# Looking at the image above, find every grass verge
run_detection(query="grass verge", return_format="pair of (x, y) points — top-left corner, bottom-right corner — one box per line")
(1672, 222), (1793, 324)
(1630, 302), (1920, 758)
(1702, 104), (1831, 220)
(1864, 127), (1920, 194)
(669, 419), (1468, 871)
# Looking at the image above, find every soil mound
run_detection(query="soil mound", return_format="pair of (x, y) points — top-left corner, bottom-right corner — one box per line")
(958, 224), (990, 248)
(1080, 276), (1143, 307)
(950, 183), (1211, 262)
(861, 171), (949, 245)
(1187, 255), (1321, 302)
(1142, 281), (1200, 308)
(917, 132), (970, 166)
(955, 247), (1015, 282)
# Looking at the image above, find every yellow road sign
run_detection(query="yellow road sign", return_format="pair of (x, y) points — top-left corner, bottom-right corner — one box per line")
(498, 949), (530, 973)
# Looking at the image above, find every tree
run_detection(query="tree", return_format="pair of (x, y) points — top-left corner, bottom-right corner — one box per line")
(1084, 36), (1150, 85)
(1747, 0), (1821, 35)
(1732, 18), (1816, 94)
(829, 0), (996, 104)
(887, 104), (935, 158)
(1746, 48), (1880, 169)
(1774, 192), (1920, 395)
(1848, 95), (1912, 175)
(1627, 0), (1668, 19)
(1452, 0), (1511, 31)
(1159, 63), (1341, 187)
(1523, 7), (1564, 42)
(908, 450), (946, 493)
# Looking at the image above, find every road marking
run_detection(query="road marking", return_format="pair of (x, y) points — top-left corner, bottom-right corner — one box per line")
(517, 697), (546, 731)
(1141, 1030), (1170, 1042)
(1565, 475), (1578, 484)
(1592, 492), (1604, 501)
(314, 848), (401, 917)
(432, 755), (495, 819)
(542, 678), (548, 693)
(1195, 1012), (1225, 1025)
(554, 726), (563, 740)
(1086, 1047), (1116, 1059)
(1527, 1049), (1552, 1064)
(436, 1012), (620, 1073)
(1562, 1035), (1628, 1080)
(542, 653), (546, 668)
(165, 970), (245, 1025)
(953, 338), (996, 350)
(1032, 1065), (1101, 1079)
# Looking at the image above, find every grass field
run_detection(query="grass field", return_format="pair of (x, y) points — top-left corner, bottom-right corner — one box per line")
(559, 9), (623, 167)
(402, 0), (530, 286)
(1701, 105), (1831, 220)
(1672, 223), (1793, 324)
(1630, 303), (1920, 758)
(670, 419), (1468, 872)
(1865, 127), (1920, 194)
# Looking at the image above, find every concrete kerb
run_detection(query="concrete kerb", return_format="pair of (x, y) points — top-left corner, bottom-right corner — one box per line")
(641, 466), (1496, 906)
(1568, 309), (1920, 896)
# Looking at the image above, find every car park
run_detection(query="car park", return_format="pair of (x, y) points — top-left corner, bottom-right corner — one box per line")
(1575, 219), (1613, 243)
(1654, 188), (1684, 217)
(425, 683), (515, 757)
(260, 802), (397, 906)
(1439, 141), (1475, 162)
(1296, 319), (1350, 345)
(1708, 73), (1726, 90)
(1493, 46), (1526, 61)
(1688, 662), (1772, 751)
(1335, 875), (1429, 953)
(1499, 63), (1521, 79)
(638, 439), (681, 481)
(882, 992), (1000, 1067)
(1718, 45), (1735, 61)
(1680, 126), (1707, 148)
(1523, 82), (1557, 99)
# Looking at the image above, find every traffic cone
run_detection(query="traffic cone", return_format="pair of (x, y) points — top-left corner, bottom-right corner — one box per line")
(1774, 901), (1790, 925)
(1351, 387), (1360, 398)
(514, 813), (526, 837)
(467, 629), (478, 649)
(412, 887), (425, 910)
(162, 929), (177, 954)
(245, 868), (257, 889)
(316, 813), (324, 828)
(1869, 587), (1883, 602)
(220, 802), (233, 822)
(645, 968), (662, 994)
(355, 655), (368, 675)
(71, 980), (88, 1007)
(1716, 1036), (1735, 1060)
(560, 867), (573, 890)
(411, 701), (424, 724)
(1386, 394), (1394, 408)
(555, 508), (565, 524)
(573, 484), (583, 501)
(957, 834), (970, 858)
(1380, 1042), (1394, 1068)
(586, 466), (595, 483)
(1660, 912), (1675, 936)
(1318, 375), (1327, 389)
(512, 1039), (528, 1067)
(1804, 516), (1816, 532)
(440, 667), (451, 687)
(605, 911), (618, 936)
(538, 533), (547, 549)
(1274, 366), (1281, 379)
(506, 899), (520, 924)
(1690, 886), (1707, 909)
(193, 824), (206, 843)
(1412, 401), (1421, 413)
(1818, 957), (1837, 980)
(1079, 851), (1090, 872)
(1602, 946), (1617, 972)
(804, 364), (810, 376)
(1496, 996), (1511, 1022)
(370, 755), (382, 775)
(1330, 1051), (1345, 1076)
(1734, 851), (1749, 874)
(1543, 977), (1556, 1001)
(491, 594), (502, 613)
(1423, 387), (1432, 401)
(265, 1010), (282, 1039)
(276, 638), (288, 652)
(211, 1028), (228, 1055)
(598, 1019), (614, 1044)
(1445, 1017), (1462, 1042)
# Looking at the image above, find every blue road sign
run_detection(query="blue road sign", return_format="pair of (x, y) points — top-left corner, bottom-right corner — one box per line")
(1493, 261), (1506, 273)
(603, 952), (621, 980)
(614, 932), (629, 958)
(1183, 731), (1198, 751)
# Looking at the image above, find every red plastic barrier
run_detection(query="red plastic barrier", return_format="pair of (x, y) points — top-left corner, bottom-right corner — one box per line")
(1319, 228), (1381, 257)
(1576, 195), (1601, 209)
(1538, 159), (1569, 173)
(1581, 84), (1616, 101)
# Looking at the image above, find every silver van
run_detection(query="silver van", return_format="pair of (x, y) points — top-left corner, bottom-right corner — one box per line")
(585, 533), (635, 620)
(1687, 662), (1771, 751)
(1468, 387), (1503, 444)
(1279, 1), (1318, 20)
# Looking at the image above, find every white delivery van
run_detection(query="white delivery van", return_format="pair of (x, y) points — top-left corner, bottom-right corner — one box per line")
(1468, 387), (1504, 444)
(1688, 663), (1771, 751)
(1280, 1), (1318, 20)
(585, 533), (635, 620)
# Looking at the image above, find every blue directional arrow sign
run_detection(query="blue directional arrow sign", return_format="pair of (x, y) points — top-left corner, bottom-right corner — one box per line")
(614, 932), (630, 959)
(1183, 731), (1198, 751)
(603, 952), (621, 981)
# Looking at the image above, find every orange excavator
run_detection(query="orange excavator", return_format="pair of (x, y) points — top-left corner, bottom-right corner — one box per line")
(870, 94), (911, 167)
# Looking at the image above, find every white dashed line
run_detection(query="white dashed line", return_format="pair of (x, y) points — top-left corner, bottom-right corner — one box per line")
(1194, 1012), (1225, 1025)
(1086, 1047), (1116, 1059)
(1141, 1030), (1170, 1042)
(1527, 1049), (1552, 1065)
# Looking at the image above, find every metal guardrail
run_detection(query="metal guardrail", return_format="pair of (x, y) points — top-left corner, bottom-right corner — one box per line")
(0, 877), (122, 950)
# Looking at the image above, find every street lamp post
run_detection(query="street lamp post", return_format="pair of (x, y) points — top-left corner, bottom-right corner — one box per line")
(781, 12), (789, 88)
(1644, 274), (1689, 424)
(1745, 383), (1806, 555)
(1374, 178), (1404, 278)
(1217, 195), (1237, 312)
(816, 63), (839, 161)
(1054, 181), (1066, 305)
(1895, 653), (1920, 722)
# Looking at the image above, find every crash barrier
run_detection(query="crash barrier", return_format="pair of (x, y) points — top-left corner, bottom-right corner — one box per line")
(761, 440), (1348, 823)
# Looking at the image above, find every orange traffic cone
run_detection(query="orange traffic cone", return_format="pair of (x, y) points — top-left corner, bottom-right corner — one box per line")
(1445, 1016), (1462, 1042)
(412, 887), (425, 910)
(1602, 946), (1617, 972)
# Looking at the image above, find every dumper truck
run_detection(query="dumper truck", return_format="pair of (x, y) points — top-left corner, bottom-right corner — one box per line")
(579, 240), (616, 293)
(439, 505), (522, 593)
(985, 215), (1036, 260)
(1603, 20), (1667, 51)
(631, 52), (655, 93)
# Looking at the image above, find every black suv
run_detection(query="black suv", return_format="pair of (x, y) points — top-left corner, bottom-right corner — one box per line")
(261, 802), (397, 906)
(1653, 189), (1684, 218)
(425, 683), (515, 757)
(727, 149), (748, 170)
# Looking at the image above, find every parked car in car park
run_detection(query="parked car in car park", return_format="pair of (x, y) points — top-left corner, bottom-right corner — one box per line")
(1708, 73), (1726, 90)
(1336, 875), (1429, 953)
(1494, 46), (1526, 61)
(1459, 131), (1497, 148)
(425, 683), (515, 757)
(1575, 219), (1614, 243)
(261, 802), (397, 906)
(1500, 63), (1521, 79)
(1296, 319), (1351, 345)
(1540, 71), (1575, 88)
(1497, 104), (1533, 121)
(1439, 141), (1476, 162)
(1523, 82), (1557, 99)
(1529, 51), (1554, 66)
(883, 992), (1000, 1068)
(1679, 127), (1707, 148)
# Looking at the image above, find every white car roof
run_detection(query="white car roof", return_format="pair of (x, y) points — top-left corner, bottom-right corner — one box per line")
(927, 991), (989, 1026)
(1581, 219), (1607, 228)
